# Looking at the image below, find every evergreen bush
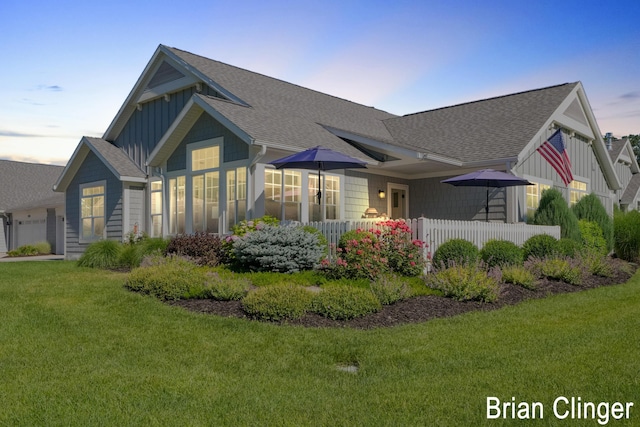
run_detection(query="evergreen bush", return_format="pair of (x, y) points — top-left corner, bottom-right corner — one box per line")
(480, 239), (523, 267)
(427, 261), (500, 302)
(578, 220), (608, 256)
(33, 241), (52, 255)
(242, 285), (314, 321)
(311, 286), (382, 320)
(369, 274), (413, 305)
(557, 238), (581, 257)
(613, 209), (640, 262)
(522, 234), (559, 260)
(432, 239), (479, 268)
(571, 193), (614, 251)
(532, 188), (581, 241)
(233, 225), (323, 273)
(125, 256), (208, 300)
(7, 245), (39, 257)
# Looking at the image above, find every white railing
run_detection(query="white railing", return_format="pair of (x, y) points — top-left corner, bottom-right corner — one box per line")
(305, 218), (560, 261)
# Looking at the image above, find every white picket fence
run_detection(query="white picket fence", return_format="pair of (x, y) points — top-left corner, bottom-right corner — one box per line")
(305, 218), (560, 261)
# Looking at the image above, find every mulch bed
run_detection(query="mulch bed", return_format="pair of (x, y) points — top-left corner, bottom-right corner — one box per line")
(169, 258), (636, 329)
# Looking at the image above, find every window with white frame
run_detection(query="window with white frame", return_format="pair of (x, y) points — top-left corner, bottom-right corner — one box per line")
(150, 181), (162, 237)
(283, 170), (301, 221)
(80, 182), (105, 241)
(309, 174), (340, 221)
(569, 180), (588, 206)
(264, 169), (302, 221)
(226, 167), (247, 231)
(191, 145), (220, 233)
(169, 176), (185, 234)
(526, 182), (551, 219)
(264, 169), (282, 220)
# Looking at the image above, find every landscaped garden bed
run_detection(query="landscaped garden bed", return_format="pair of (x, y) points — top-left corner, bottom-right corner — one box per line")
(170, 257), (634, 329)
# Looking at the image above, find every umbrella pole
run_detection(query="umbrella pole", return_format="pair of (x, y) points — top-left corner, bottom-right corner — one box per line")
(317, 169), (321, 204)
(486, 188), (489, 222)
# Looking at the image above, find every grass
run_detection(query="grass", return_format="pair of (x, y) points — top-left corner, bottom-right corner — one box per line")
(0, 261), (639, 425)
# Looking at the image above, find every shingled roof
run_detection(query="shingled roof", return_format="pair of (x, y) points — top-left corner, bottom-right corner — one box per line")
(0, 160), (63, 212)
(382, 83), (579, 163)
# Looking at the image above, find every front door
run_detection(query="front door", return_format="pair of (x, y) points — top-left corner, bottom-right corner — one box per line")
(390, 188), (407, 219)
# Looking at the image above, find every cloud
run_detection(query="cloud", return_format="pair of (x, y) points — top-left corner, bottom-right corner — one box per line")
(37, 84), (63, 91)
(620, 91), (640, 100)
(21, 98), (47, 106)
(0, 130), (41, 138)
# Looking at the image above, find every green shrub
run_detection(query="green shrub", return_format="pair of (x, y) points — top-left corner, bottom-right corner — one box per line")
(578, 252), (614, 278)
(205, 272), (252, 301)
(233, 225), (324, 273)
(311, 286), (382, 320)
(522, 234), (559, 260)
(125, 256), (208, 301)
(7, 245), (39, 257)
(231, 215), (279, 237)
(613, 209), (640, 262)
(578, 220), (608, 256)
(480, 239), (523, 267)
(370, 274), (413, 305)
(118, 244), (144, 268)
(432, 239), (479, 268)
(571, 193), (614, 251)
(557, 238), (581, 257)
(118, 237), (170, 269)
(532, 188), (581, 241)
(140, 237), (170, 255)
(427, 262), (500, 302)
(33, 241), (51, 255)
(525, 256), (582, 285)
(242, 285), (314, 321)
(501, 265), (537, 290)
(302, 225), (328, 255)
(78, 240), (123, 269)
(165, 232), (223, 267)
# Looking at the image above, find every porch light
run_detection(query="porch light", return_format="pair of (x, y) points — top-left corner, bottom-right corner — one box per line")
(378, 189), (386, 199)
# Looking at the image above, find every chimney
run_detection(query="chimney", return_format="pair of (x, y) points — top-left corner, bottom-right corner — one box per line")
(605, 132), (613, 151)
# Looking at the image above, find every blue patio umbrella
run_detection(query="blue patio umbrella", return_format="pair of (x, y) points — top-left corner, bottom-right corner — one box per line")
(441, 169), (532, 222)
(270, 146), (367, 205)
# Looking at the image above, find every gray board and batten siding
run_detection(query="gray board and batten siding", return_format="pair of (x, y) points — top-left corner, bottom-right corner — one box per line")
(166, 113), (249, 172)
(65, 151), (122, 260)
(114, 85), (225, 170)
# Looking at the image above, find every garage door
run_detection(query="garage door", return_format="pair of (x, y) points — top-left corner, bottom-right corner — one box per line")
(16, 219), (47, 248)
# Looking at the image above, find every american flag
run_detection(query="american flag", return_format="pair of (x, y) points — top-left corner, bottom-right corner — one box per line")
(537, 129), (573, 186)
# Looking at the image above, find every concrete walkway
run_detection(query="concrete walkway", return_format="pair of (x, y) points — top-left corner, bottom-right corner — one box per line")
(0, 254), (65, 262)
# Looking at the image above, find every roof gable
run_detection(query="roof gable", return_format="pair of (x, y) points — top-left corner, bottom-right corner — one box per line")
(54, 137), (146, 192)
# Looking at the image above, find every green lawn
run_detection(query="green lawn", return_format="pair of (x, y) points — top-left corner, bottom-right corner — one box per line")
(1, 261), (639, 426)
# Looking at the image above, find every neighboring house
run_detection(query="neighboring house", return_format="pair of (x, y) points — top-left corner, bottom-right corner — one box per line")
(0, 160), (65, 254)
(54, 45), (622, 259)
(607, 136), (640, 211)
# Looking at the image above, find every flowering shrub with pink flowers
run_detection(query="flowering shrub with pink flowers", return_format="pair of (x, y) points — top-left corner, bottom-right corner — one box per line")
(323, 220), (426, 279)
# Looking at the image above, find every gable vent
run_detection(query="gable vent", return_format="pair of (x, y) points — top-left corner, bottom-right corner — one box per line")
(146, 61), (185, 90)
(562, 98), (588, 126)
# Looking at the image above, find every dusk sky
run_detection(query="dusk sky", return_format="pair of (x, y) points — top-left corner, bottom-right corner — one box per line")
(1, 0), (639, 165)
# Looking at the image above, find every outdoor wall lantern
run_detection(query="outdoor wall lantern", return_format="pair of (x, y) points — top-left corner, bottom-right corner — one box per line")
(378, 189), (386, 199)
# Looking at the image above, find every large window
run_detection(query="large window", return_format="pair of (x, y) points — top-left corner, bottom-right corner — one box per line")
(309, 174), (340, 221)
(80, 182), (105, 241)
(265, 169), (282, 220)
(264, 169), (302, 221)
(570, 180), (588, 206)
(526, 182), (551, 219)
(150, 181), (162, 237)
(192, 172), (219, 233)
(227, 167), (247, 230)
(192, 146), (219, 171)
(169, 176), (185, 234)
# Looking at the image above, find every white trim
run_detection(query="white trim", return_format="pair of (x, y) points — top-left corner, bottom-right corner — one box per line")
(79, 180), (107, 243)
(386, 182), (409, 219)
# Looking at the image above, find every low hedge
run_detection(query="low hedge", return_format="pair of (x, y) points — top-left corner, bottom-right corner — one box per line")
(311, 286), (382, 320)
(242, 285), (314, 321)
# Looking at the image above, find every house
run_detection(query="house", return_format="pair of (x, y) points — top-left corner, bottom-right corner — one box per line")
(607, 135), (640, 211)
(54, 45), (622, 259)
(0, 160), (65, 255)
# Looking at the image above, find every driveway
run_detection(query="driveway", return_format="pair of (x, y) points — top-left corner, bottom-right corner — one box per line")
(0, 254), (65, 262)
